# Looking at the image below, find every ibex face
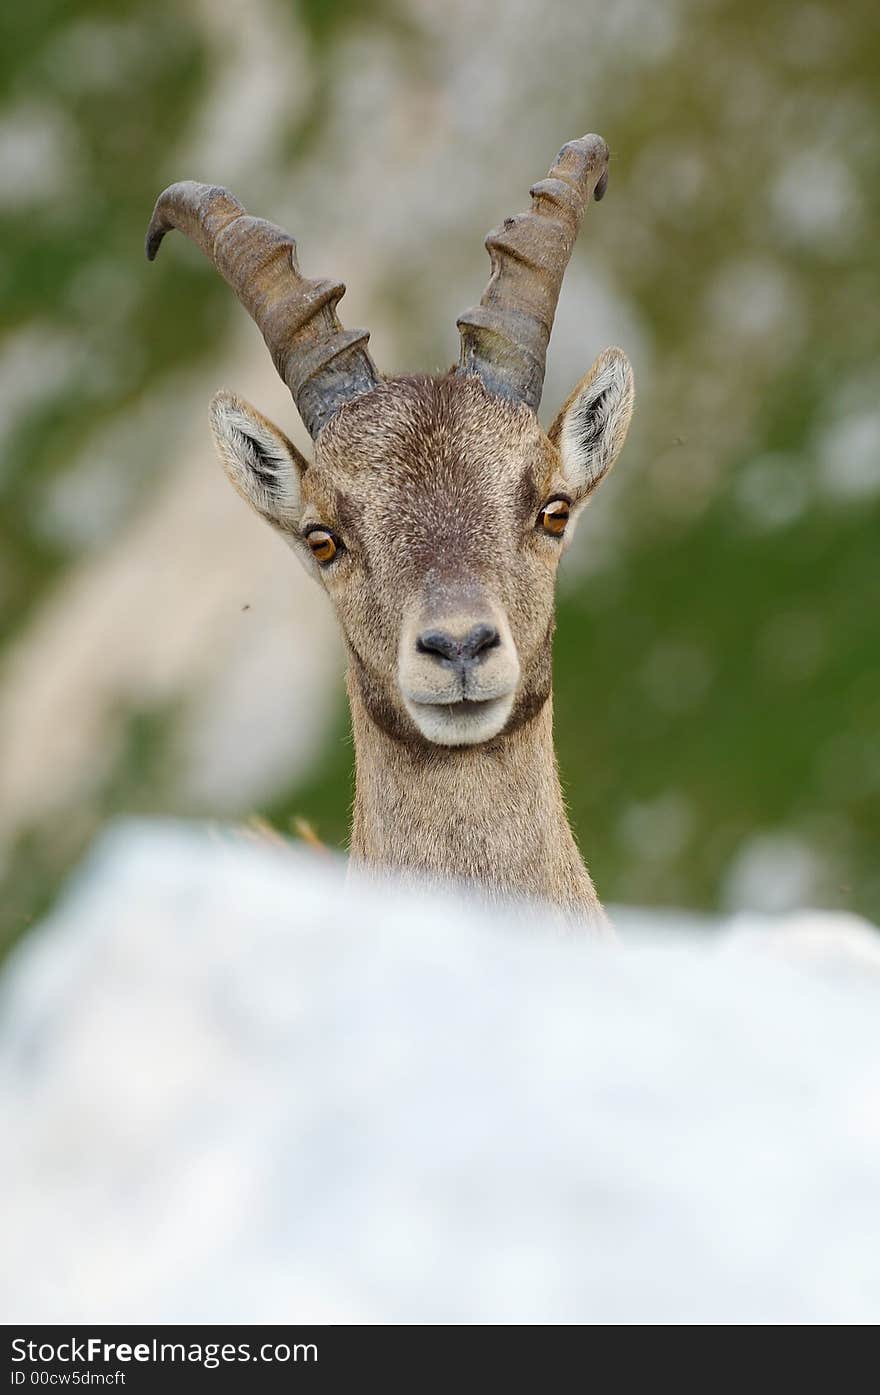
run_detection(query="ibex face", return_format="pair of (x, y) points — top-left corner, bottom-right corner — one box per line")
(210, 352), (631, 749)
(147, 135), (633, 755)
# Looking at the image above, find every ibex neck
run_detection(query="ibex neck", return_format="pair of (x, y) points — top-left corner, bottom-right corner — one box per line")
(346, 677), (605, 925)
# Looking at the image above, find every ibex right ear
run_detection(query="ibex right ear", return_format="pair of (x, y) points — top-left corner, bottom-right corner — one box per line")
(210, 391), (308, 533)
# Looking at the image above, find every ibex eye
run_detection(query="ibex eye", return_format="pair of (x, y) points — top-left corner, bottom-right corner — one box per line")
(307, 528), (338, 565)
(538, 499), (570, 537)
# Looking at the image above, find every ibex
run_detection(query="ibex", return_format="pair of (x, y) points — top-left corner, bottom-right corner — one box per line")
(146, 134), (634, 931)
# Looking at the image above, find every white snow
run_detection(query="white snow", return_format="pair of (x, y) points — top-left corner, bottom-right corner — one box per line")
(2, 820), (879, 1324)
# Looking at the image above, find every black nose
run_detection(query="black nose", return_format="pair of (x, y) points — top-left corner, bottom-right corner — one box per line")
(417, 623), (500, 669)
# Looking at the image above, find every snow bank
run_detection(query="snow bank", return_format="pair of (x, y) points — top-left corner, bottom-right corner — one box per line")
(1, 821), (879, 1324)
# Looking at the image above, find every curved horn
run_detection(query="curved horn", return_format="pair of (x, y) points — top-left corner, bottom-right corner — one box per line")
(456, 134), (610, 412)
(146, 181), (379, 438)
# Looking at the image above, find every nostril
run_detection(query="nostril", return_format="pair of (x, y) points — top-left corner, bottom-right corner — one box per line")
(416, 629), (461, 663)
(461, 623), (500, 661)
(416, 623), (501, 668)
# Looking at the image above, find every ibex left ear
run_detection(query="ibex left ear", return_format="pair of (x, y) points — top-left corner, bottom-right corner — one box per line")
(549, 346), (634, 497)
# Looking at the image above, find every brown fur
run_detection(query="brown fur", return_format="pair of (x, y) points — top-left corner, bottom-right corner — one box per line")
(310, 376), (561, 742)
(348, 683), (602, 919)
(154, 145), (633, 934)
(210, 367), (632, 934)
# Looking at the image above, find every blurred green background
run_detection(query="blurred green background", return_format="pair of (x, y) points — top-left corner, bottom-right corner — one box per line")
(1, 0), (878, 952)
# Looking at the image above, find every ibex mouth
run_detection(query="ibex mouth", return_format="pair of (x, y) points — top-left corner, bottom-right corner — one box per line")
(403, 691), (516, 748)
(444, 699), (494, 717)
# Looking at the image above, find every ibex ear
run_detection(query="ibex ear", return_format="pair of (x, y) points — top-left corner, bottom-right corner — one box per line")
(210, 391), (308, 532)
(549, 347), (634, 497)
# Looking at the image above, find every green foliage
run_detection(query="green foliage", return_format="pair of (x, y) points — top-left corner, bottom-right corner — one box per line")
(0, 0), (212, 643)
(296, 0), (402, 49)
(2, 699), (183, 959)
(2, 0), (879, 956)
(265, 703), (354, 851)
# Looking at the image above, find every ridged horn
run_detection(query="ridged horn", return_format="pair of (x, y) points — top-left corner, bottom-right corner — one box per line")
(456, 134), (610, 411)
(145, 181), (379, 438)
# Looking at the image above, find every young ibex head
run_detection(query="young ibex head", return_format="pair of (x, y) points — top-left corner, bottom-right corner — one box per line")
(147, 136), (633, 752)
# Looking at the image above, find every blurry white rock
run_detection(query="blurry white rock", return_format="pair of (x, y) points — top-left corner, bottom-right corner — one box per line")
(1, 820), (879, 1325)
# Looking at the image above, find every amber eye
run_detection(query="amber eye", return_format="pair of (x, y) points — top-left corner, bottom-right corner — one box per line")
(307, 528), (338, 565)
(538, 498), (570, 537)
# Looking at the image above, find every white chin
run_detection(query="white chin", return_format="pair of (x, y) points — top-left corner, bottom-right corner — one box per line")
(403, 693), (515, 747)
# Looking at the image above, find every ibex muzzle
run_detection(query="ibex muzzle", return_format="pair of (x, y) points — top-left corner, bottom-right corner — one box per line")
(403, 591), (519, 747)
(147, 135), (635, 924)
